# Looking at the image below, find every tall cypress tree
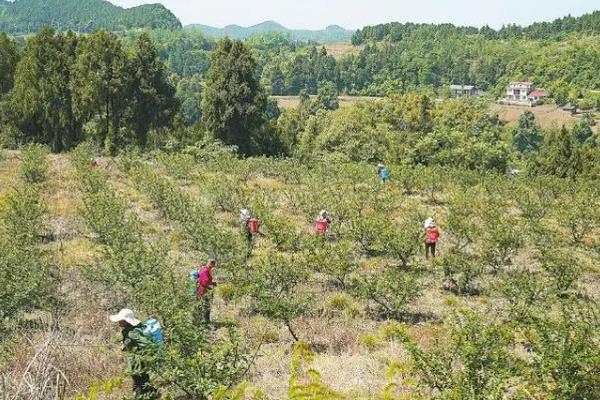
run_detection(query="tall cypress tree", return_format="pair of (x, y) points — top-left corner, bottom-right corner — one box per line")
(127, 32), (178, 148)
(74, 30), (129, 154)
(8, 28), (79, 152)
(0, 33), (20, 97)
(202, 38), (267, 155)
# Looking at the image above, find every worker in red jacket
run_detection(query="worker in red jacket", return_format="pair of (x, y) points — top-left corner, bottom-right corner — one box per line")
(240, 209), (262, 247)
(424, 218), (440, 259)
(315, 210), (332, 235)
(196, 259), (217, 325)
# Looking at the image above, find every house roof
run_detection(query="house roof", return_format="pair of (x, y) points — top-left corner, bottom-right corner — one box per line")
(509, 81), (534, 86)
(450, 85), (475, 90)
(528, 89), (547, 98)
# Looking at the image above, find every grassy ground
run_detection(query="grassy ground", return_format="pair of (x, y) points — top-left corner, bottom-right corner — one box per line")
(323, 43), (364, 59)
(273, 95), (382, 110)
(489, 103), (587, 129)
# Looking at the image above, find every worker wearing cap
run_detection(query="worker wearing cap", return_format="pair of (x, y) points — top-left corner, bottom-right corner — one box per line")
(377, 163), (390, 184)
(109, 309), (157, 399)
(424, 218), (440, 259)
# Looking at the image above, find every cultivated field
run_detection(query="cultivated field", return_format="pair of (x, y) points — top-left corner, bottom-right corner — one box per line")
(490, 103), (585, 129)
(2, 146), (599, 399)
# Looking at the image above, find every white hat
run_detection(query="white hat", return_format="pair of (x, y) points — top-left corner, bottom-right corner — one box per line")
(377, 163), (385, 168)
(319, 209), (328, 217)
(424, 218), (435, 229)
(109, 309), (141, 326)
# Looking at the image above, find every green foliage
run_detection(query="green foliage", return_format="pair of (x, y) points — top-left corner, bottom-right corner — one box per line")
(512, 111), (544, 155)
(202, 39), (267, 155)
(7, 28), (80, 152)
(0, 32), (19, 96)
(19, 143), (49, 183)
(240, 253), (313, 341)
(439, 251), (483, 295)
(0, 0), (181, 34)
(127, 32), (178, 147)
(288, 341), (346, 399)
(0, 151), (55, 354)
(400, 310), (520, 399)
(306, 239), (359, 288)
(352, 268), (421, 320)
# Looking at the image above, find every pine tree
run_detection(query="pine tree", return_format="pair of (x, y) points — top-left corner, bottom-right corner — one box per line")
(127, 32), (178, 147)
(0, 32), (20, 96)
(74, 30), (129, 154)
(8, 28), (79, 152)
(202, 38), (267, 155)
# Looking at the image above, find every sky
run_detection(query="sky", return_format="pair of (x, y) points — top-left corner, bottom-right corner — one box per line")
(111, 0), (600, 30)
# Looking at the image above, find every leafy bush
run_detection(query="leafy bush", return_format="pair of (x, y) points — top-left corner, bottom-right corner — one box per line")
(439, 251), (483, 295)
(399, 310), (520, 399)
(20, 143), (49, 183)
(352, 268), (421, 320)
(240, 253), (313, 341)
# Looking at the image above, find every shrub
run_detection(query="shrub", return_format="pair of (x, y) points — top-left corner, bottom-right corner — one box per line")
(539, 249), (582, 296)
(399, 310), (520, 399)
(439, 251), (483, 295)
(20, 143), (49, 183)
(240, 253), (313, 341)
(323, 293), (360, 319)
(352, 268), (421, 320)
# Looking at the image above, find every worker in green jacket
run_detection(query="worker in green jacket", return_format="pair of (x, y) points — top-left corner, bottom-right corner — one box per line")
(110, 309), (157, 399)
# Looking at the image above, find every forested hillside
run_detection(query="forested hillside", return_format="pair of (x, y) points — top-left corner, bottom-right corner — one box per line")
(186, 20), (353, 43)
(0, 0), (181, 33)
(352, 10), (600, 43)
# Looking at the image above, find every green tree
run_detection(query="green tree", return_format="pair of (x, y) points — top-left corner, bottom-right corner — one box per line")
(74, 30), (129, 154)
(533, 126), (582, 178)
(313, 81), (339, 112)
(202, 38), (267, 155)
(0, 32), (19, 96)
(512, 111), (544, 155)
(127, 32), (178, 147)
(7, 28), (80, 152)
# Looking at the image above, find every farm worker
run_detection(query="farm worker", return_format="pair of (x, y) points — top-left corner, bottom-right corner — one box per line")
(377, 163), (390, 184)
(110, 309), (157, 399)
(240, 209), (262, 245)
(197, 259), (217, 325)
(424, 218), (440, 259)
(90, 158), (98, 168)
(315, 210), (332, 234)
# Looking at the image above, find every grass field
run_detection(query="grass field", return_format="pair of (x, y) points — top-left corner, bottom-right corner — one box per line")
(490, 103), (586, 129)
(323, 43), (364, 59)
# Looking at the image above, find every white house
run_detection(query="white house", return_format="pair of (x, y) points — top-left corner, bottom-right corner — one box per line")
(506, 82), (534, 102)
(502, 82), (547, 106)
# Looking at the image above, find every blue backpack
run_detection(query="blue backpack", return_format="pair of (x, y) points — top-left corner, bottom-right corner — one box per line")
(188, 270), (200, 296)
(380, 168), (390, 179)
(142, 319), (164, 345)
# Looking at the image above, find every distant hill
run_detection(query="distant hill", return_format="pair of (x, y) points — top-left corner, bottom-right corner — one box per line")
(185, 20), (354, 43)
(0, 0), (182, 34)
(352, 10), (600, 44)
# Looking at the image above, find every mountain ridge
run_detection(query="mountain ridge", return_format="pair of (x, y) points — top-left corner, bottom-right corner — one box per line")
(185, 20), (354, 43)
(0, 0), (182, 34)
